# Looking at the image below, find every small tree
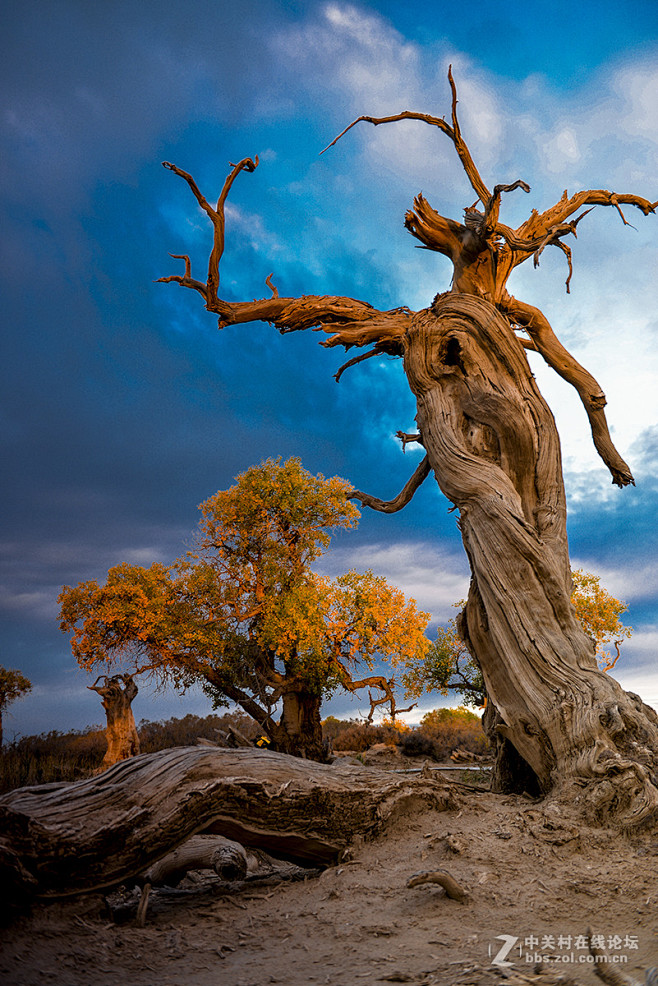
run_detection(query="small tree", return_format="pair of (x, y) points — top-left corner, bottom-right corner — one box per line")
(60, 459), (429, 761)
(571, 569), (632, 672)
(0, 667), (32, 747)
(403, 571), (631, 708)
(402, 606), (485, 708)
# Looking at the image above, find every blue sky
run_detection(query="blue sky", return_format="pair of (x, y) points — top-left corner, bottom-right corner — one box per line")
(2, 0), (657, 738)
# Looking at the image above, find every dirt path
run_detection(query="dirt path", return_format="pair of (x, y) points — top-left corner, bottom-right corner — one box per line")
(1, 779), (656, 985)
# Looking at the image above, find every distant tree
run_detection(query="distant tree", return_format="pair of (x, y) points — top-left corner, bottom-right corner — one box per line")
(419, 707), (481, 729)
(403, 571), (632, 708)
(59, 459), (430, 761)
(0, 666), (32, 747)
(570, 569), (632, 671)
(402, 606), (485, 709)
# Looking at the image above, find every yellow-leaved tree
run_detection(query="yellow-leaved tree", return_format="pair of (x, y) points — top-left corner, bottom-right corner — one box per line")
(59, 458), (430, 761)
(570, 569), (632, 671)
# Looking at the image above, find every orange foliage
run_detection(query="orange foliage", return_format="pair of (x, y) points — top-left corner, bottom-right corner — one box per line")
(59, 459), (430, 753)
(570, 569), (632, 671)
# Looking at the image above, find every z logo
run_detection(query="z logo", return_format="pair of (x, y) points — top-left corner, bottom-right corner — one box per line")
(489, 934), (519, 968)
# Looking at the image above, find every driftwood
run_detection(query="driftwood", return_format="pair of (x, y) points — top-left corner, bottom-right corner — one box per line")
(142, 834), (248, 885)
(0, 746), (457, 915)
(106, 842), (316, 925)
(449, 748), (492, 764)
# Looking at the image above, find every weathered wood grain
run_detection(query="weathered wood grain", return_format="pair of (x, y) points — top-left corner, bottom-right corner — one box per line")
(0, 746), (457, 910)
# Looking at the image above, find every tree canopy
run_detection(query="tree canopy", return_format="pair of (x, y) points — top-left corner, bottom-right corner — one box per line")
(59, 458), (430, 759)
(570, 569), (632, 671)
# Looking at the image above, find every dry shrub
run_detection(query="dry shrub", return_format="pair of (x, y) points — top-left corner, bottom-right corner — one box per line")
(0, 728), (106, 792)
(328, 720), (400, 753)
(410, 707), (488, 760)
(325, 707), (488, 761)
(138, 711), (259, 752)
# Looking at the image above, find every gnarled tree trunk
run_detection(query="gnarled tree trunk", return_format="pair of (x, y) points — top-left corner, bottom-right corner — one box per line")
(88, 673), (139, 771)
(405, 294), (658, 823)
(156, 68), (658, 826)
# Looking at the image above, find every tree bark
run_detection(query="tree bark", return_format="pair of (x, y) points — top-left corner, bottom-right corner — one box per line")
(404, 293), (658, 825)
(273, 690), (327, 761)
(142, 834), (249, 885)
(0, 746), (457, 912)
(88, 674), (140, 771)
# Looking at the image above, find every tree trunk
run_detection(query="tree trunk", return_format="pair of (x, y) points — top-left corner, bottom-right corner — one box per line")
(88, 674), (140, 771)
(405, 293), (658, 825)
(481, 697), (541, 796)
(0, 746), (457, 915)
(271, 690), (327, 761)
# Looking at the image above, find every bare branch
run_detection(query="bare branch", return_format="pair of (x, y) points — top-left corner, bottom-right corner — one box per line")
(334, 346), (382, 382)
(501, 295), (634, 487)
(322, 68), (490, 206)
(517, 187), (656, 245)
(396, 430), (423, 451)
(340, 671), (415, 724)
(156, 254), (209, 301)
(351, 456), (431, 513)
(601, 640), (623, 674)
(162, 157), (258, 308)
(482, 179), (531, 233)
(554, 239), (574, 293)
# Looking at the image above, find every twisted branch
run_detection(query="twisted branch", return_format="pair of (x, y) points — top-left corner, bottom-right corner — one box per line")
(350, 456), (431, 513)
(322, 66), (490, 206)
(501, 295), (634, 487)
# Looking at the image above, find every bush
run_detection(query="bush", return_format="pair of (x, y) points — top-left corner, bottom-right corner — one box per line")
(324, 707), (489, 761)
(327, 720), (400, 753)
(0, 727), (106, 792)
(396, 731), (438, 758)
(138, 711), (260, 752)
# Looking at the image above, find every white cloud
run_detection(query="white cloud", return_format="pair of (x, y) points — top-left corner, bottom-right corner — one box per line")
(317, 540), (470, 623)
(570, 561), (658, 606)
(614, 665), (658, 713)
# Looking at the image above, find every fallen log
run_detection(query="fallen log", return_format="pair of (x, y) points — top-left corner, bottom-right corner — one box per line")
(142, 834), (249, 886)
(0, 746), (457, 914)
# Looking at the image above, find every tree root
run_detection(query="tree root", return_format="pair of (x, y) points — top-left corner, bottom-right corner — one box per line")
(406, 868), (468, 902)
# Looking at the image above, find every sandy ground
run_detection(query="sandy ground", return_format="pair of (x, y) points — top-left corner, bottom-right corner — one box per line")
(1, 759), (657, 986)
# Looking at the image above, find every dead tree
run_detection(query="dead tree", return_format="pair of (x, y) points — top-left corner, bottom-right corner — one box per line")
(158, 70), (658, 828)
(0, 746), (457, 913)
(88, 673), (139, 770)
